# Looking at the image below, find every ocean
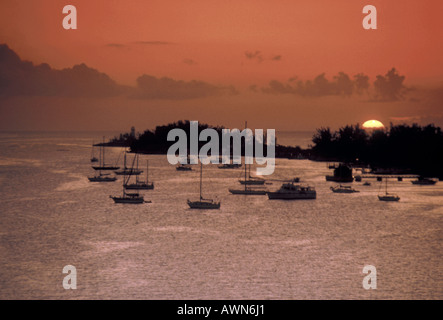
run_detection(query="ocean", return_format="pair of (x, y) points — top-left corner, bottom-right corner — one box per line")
(0, 131), (441, 299)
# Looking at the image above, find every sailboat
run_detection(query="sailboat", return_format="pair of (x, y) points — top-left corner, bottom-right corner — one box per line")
(114, 151), (143, 176)
(229, 162), (267, 195)
(187, 162), (220, 209)
(110, 155), (146, 204)
(239, 164), (265, 185)
(92, 137), (120, 171)
(90, 141), (98, 163)
(125, 160), (154, 190)
(378, 178), (400, 201)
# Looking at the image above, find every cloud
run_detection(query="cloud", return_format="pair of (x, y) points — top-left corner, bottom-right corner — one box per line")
(131, 74), (238, 100)
(0, 44), (123, 98)
(105, 43), (127, 48)
(245, 51), (282, 63)
(260, 69), (409, 100)
(133, 41), (175, 45)
(372, 68), (407, 102)
(183, 59), (198, 66)
(245, 50), (264, 63)
(0, 43), (237, 101)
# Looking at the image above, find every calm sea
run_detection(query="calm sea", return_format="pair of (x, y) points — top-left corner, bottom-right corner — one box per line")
(0, 131), (441, 299)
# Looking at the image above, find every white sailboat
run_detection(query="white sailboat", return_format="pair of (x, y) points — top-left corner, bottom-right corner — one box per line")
(378, 178), (400, 201)
(187, 162), (220, 209)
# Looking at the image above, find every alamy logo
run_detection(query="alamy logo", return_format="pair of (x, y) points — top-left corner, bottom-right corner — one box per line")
(62, 265), (77, 290)
(362, 265), (377, 290)
(166, 121), (276, 175)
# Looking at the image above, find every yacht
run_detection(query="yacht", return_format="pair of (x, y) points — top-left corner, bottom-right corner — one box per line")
(411, 177), (437, 185)
(330, 184), (360, 193)
(267, 182), (316, 200)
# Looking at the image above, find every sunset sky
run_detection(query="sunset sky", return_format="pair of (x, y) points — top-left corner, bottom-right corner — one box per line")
(1, 0), (442, 132)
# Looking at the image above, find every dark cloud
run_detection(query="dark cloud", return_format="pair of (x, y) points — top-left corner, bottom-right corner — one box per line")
(105, 43), (127, 48)
(245, 51), (282, 63)
(372, 68), (407, 102)
(183, 59), (198, 66)
(0, 44), (235, 101)
(131, 74), (238, 100)
(0, 44), (123, 98)
(133, 41), (175, 45)
(260, 69), (409, 99)
(245, 51), (264, 63)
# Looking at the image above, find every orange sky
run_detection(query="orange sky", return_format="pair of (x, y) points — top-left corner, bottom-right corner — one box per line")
(1, 0), (442, 86)
(0, 0), (443, 132)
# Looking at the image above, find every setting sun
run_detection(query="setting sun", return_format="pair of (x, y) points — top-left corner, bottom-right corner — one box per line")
(362, 119), (385, 129)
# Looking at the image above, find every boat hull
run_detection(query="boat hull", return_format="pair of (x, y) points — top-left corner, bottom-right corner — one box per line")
(239, 180), (265, 185)
(187, 200), (220, 209)
(267, 191), (316, 200)
(114, 170), (143, 176)
(110, 196), (145, 204)
(411, 180), (437, 185)
(88, 177), (117, 182)
(93, 166), (120, 171)
(124, 183), (154, 190)
(378, 195), (400, 201)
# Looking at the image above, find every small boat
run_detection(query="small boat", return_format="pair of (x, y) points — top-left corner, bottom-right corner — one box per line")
(267, 182), (316, 200)
(110, 192), (145, 204)
(378, 178), (400, 202)
(176, 164), (192, 171)
(125, 160), (154, 190)
(188, 162), (220, 209)
(411, 177), (437, 185)
(378, 194), (400, 201)
(330, 184), (360, 193)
